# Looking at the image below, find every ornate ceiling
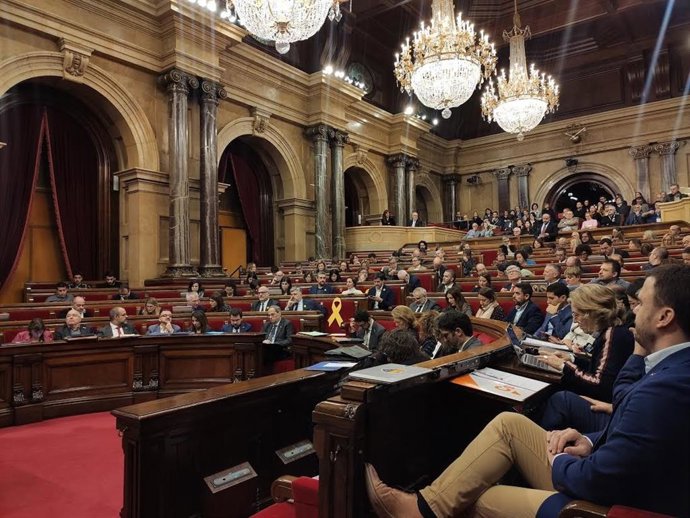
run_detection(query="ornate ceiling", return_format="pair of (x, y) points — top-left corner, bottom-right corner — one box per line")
(246, 0), (690, 140)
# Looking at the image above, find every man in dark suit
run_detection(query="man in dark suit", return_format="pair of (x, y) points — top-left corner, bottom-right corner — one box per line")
(436, 310), (482, 354)
(397, 269), (421, 292)
(437, 268), (457, 293)
(407, 211), (425, 228)
(146, 309), (181, 335)
(284, 287), (325, 315)
(58, 296), (94, 319)
(98, 307), (138, 337)
(504, 282), (544, 335)
(664, 183), (688, 202)
(309, 272), (334, 294)
(408, 287), (441, 313)
(366, 273), (395, 311)
(262, 305), (294, 362)
(534, 213), (558, 242)
(112, 284), (139, 301)
(251, 286), (278, 312)
(54, 309), (95, 340)
(222, 308), (253, 333)
(365, 264), (690, 518)
(431, 257), (446, 288)
(350, 310), (386, 351)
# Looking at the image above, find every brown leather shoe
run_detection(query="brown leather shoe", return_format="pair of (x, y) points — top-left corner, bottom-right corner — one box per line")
(365, 463), (423, 518)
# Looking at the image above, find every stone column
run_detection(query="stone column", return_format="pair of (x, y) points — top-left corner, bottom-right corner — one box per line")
(406, 158), (420, 218)
(492, 167), (512, 211)
(442, 174), (460, 222)
(198, 80), (228, 277)
(654, 140), (681, 193)
(329, 129), (349, 260)
(387, 154), (408, 224)
(512, 164), (532, 210)
(159, 69), (199, 277)
(628, 145), (654, 201)
(305, 124), (331, 259)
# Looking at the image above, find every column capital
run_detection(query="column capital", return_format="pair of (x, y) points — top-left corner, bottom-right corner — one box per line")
(199, 79), (227, 105)
(654, 140), (681, 156)
(329, 129), (349, 148)
(158, 68), (198, 95)
(305, 124), (331, 143)
(512, 164), (532, 177)
(492, 167), (512, 181)
(386, 153), (410, 168)
(406, 157), (420, 172)
(629, 144), (655, 159)
(442, 174), (462, 185)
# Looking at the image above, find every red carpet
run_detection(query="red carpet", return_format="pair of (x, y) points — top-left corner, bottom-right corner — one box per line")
(0, 412), (123, 518)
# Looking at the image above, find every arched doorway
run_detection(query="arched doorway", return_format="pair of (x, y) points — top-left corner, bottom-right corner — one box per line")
(0, 81), (118, 301)
(414, 186), (432, 223)
(219, 137), (276, 267)
(545, 172), (617, 213)
(344, 167), (371, 226)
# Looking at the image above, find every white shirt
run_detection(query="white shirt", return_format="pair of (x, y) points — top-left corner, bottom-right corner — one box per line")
(644, 342), (690, 373)
(110, 323), (123, 337)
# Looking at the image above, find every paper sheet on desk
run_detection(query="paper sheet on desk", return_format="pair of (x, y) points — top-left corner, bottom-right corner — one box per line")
(305, 361), (357, 371)
(451, 367), (551, 402)
(522, 337), (570, 351)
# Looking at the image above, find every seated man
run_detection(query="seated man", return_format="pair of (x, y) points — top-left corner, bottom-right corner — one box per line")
(54, 309), (95, 340)
(186, 292), (206, 312)
(397, 269), (421, 292)
(284, 286), (324, 314)
(67, 272), (90, 289)
(543, 264), (564, 287)
(269, 270), (285, 286)
(222, 308), (253, 333)
(348, 309), (385, 351)
(366, 265), (690, 518)
(437, 268), (456, 293)
(366, 273), (395, 311)
(407, 210), (425, 228)
(146, 309), (181, 335)
(500, 264), (522, 292)
(409, 287), (441, 313)
(45, 282), (74, 303)
(58, 296), (93, 319)
(98, 307), (138, 337)
(104, 271), (121, 288)
(505, 282), (544, 335)
(589, 259), (630, 289)
(261, 305), (294, 362)
(435, 310), (481, 355)
(112, 283), (139, 301)
(251, 286), (278, 312)
(309, 272), (335, 295)
(534, 282), (573, 340)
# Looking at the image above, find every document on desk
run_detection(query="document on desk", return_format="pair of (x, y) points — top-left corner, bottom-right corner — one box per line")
(522, 337), (570, 351)
(451, 367), (551, 402)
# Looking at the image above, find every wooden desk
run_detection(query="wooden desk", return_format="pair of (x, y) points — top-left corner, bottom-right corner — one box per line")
(0, 333), (264, 427)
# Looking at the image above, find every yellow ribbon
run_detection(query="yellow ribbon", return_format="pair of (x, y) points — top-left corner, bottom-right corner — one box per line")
(327, 297), (344, 327)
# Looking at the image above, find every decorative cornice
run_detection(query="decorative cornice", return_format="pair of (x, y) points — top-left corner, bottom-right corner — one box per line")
(654, 140), (681, 156)
(352, 144), (368, 166)
(58, 38), (93, 81)
(629, 144), (655, 160)
(493, 168), (512, 181)
(158, 68), (199, 96)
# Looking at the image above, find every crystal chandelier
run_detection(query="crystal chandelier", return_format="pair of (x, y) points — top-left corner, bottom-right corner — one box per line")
(480, 0), (559, 141)
(221, 0), (342, 54)
(393, 0), (497, 119)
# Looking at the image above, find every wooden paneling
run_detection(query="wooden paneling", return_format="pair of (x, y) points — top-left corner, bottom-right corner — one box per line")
(221, 227), (248, 272)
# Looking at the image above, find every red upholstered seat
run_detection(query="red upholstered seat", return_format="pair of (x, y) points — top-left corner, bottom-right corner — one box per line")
(251, 477), (318, 518)
(607, 507), (673, 518)
(251, 502), (295, 518)
(475, 332), (494, 344)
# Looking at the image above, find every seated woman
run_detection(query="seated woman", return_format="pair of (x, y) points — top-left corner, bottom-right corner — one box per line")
(208, 293), (231, 313)
(279, 277), (292, 296)
(541, 284), (634, 402)
(315, 260), (327, 274)
(443, 286), (472, 317)
(12, 318), (54, 344)
(515, 250), (536, 267)
(380, 209), (396, 226)
(474, 288), (505, 321)
(416, 310), (440, 357)
(329, 269), (341, 283)
(138, 297), (161, 316)
(472, 273), (492, 292)
(391, 305), (417, 337)
(222, 280), (237, 297)
(356, 268), (369, 284)
(188, 310), (210, 334)
(54, 310), (94, 340)
(302, 270), (316, 284)
(338, 260), (349, 273)
(186, 280), (205, 299)
(378, 328), (429, 365)
(341, 277), (364, 296)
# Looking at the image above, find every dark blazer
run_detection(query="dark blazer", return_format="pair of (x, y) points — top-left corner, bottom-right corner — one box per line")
(98, 322), (138, 337)
(544, 347), (690, 518)
(353, 321), (386, 351)
(408, 299), (442, 313)
(222, 321), (253, 333)
(407, 219), (425, 227)
(309, 284), (335, 295)
(533, 221), (558, 241)
(381, 216), (396, 225)
(284, 298), (325, 315)
(58, 308), (94, 319)
(505, 300), (544, 335)
(251, 298), (279, 312)
(112, 292), (139, 300)
(54, 324), (95, 340)
(535, 304), (573, 340)
(262, 318), (294, 362)
(405, 275), (421, 292)
(459, 335), (483, 352)
(432, 265), (446, 287)
(366, 285), (395, 311)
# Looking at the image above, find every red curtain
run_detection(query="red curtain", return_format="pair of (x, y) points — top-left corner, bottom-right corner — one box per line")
(44, 108), (99, 279)
(0, 104), (45, 290)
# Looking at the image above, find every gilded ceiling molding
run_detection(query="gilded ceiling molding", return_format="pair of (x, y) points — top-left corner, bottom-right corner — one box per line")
(58, 38), (93, 81)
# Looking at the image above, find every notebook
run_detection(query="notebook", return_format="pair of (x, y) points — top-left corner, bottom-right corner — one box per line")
(347, 363), (432, 384)
(507, 326), (562, 374)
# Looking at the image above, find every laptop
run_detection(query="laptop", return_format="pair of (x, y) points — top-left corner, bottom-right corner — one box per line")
(347, 363), (432, 384)
(506, 325), (562, 374)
